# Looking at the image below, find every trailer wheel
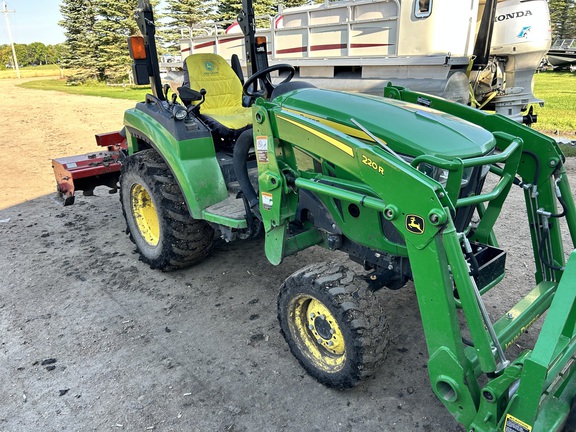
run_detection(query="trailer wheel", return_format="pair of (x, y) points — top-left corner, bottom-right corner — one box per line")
(278, 262), (388, 389)
(120, 149), (214, 271)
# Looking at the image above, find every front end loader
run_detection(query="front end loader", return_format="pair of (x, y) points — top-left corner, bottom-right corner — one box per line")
(51, 1), (576, 430)
(253, 84), (576, 431)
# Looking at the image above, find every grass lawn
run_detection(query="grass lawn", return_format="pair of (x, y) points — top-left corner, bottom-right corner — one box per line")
(533, 71), (576, 137)
(18, 78), (150, 101)
(0, 64), (65, 79)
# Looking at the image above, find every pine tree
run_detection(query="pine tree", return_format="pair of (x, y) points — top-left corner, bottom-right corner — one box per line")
(162, 0), (318, 49)
(60, 0), (162, 82)
(164, 0), (216, 50)
(279, 0), (311, 9)
(59, 0), (103, 81)
(215, 0), (313, 30)
(218, 0), (276, 26)
(549, 0), (576, 40)
(94, 0), (140, 82)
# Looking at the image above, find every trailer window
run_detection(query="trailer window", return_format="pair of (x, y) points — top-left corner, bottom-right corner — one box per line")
(414, 0), (432, 18)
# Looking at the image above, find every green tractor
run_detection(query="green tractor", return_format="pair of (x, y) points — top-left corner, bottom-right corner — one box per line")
(52, 1), (576, 430)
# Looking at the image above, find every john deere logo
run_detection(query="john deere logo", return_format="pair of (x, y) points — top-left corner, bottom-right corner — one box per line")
(406, 215), (424, 234)
(204, 61), (215, 72)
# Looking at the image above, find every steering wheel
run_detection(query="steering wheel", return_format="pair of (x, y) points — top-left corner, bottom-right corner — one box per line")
(243, 64), (295, 98)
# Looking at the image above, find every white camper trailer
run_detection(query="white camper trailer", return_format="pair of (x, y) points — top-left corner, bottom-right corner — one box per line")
(164, 0), (551, 123)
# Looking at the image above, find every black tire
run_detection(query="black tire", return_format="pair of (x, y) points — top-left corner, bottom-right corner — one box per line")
(119, 149), (214, 271)
(278, 261), (389, 389)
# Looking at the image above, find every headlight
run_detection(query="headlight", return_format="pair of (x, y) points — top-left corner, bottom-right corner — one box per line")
(399, 154), (477, 189)
(399, 155), (450, 187)
(418, 162), (450, 187)
(461, 167), (475, 187)
(172, 104), (187, 120)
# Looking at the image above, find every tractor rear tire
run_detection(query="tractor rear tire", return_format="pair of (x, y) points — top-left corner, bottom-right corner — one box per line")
(278, 261), (389, 389)
(119, 149), (214, 271)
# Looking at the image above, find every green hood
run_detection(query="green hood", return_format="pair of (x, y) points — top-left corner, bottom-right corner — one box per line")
(276, 88), (496, 159)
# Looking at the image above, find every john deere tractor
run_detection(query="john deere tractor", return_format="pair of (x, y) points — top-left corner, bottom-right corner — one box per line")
(52, 1), (576, 430)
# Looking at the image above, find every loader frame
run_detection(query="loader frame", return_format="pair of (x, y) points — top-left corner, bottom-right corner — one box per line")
(250, 83), (576, 431)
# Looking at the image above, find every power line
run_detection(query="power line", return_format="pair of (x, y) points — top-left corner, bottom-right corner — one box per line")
(1, 0), (20, 79)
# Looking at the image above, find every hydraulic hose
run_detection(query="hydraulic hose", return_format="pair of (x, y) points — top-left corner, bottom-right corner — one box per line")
(522, 150), (540, 186)
(548, 175), (568, 219)
(538, 225), (564, 272)
(233, 130), (259, 211)
(548, 194), (568, 219)
(464, 248), (480, 278)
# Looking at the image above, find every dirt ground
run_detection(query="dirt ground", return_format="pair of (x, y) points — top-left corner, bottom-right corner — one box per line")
(0, 77), (575, 432)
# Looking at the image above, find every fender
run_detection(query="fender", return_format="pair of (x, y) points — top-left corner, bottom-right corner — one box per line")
(124, 106), (228, 218)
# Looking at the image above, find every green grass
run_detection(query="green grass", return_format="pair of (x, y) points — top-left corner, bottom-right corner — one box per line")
(18, 78), (150, 101)
(559, 144), (576, 158)
(0, 64), (65, 79)
(533, 71), (576, 136)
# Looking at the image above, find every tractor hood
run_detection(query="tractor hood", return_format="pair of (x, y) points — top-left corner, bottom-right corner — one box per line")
(275, 88), (496, 159)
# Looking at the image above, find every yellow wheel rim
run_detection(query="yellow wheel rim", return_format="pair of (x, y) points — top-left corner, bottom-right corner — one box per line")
(131, 184), (160, 247)
(289, 294), (346, 371)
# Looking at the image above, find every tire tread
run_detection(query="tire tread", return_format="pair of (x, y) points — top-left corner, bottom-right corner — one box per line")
(278, 261), (389, 389)
(119, 149), (214, 271)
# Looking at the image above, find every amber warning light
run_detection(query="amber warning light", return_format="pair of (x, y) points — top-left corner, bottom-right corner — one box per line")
(129, 36), (147, 60)
(129, 35), (150, 85)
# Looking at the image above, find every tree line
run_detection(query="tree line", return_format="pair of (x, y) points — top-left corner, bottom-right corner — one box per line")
(14, 0), (574, 83)
(0, 43), (65, 69)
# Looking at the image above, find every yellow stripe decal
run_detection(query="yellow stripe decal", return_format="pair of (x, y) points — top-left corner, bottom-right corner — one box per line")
(282, 108), (385, 145)
(278, 115), (355, 157)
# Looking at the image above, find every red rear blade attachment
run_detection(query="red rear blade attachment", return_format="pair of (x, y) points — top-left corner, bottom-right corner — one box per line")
(52, 131), (127, 206)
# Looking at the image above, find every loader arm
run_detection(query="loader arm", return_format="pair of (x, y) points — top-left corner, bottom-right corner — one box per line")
(254, 86), (576, 431)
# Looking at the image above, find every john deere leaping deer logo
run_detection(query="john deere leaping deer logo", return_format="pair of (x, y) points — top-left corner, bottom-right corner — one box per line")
(406, 215), (425, 234)
(204, 61), (216, 72)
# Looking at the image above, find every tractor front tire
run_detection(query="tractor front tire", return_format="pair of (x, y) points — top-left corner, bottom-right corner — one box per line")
(278, 261), (389, 389)
(120, 149), (214, 271)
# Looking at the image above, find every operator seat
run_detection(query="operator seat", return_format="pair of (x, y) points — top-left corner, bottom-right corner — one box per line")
(182, 53), (252, 147)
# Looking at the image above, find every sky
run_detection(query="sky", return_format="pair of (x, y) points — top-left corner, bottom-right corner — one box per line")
(0, 1), (65, 45)
(0, 1), (170, 46)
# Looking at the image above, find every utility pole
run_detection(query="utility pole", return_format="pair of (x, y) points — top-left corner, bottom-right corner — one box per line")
(1, 0), (20, 79)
